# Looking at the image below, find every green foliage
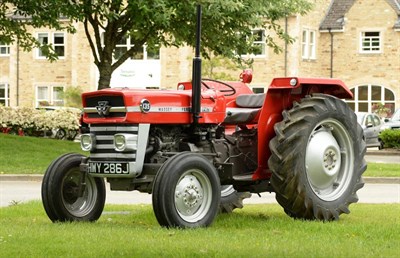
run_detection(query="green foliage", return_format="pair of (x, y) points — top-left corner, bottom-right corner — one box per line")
(61, 86), (83, 108)
(0, 202), (399, 257)
(2, 0), (313, 89)
(0, 0), (76, 61)
(380, 129), (400, 149)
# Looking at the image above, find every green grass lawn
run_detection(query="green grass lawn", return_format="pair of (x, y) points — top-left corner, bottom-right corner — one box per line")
(0, 133), (399, 177)
(0, 133), (84, 174)
(0, 202), (399, 257)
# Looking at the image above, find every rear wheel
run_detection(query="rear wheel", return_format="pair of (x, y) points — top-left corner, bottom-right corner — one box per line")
(219, 185), (251, 213)
(268, 94), (366, 221)
(41, 153), (106, 222)
(152, 152), (220, 228)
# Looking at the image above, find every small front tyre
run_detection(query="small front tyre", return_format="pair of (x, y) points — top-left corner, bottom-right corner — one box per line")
(41, 153), (106, 222)
(152, 152), (221, 228)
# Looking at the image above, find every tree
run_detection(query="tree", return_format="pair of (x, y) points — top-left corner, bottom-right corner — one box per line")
(0, 1), (76, 61)
(3, 0), (313, 89)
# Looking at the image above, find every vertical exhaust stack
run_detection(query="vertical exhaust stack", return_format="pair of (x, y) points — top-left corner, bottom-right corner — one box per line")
(192, 5), (202, 124)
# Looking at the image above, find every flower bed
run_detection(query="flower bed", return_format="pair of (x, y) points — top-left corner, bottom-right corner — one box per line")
(0, 106), (81, 140)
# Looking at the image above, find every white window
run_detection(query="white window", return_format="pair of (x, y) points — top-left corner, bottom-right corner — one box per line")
(0, 42), (10, 56)
(240, 30), (266, 57)
(37, 32), (65, 59)
(302, 29), (316, 59)
(360, 32), (381, 53)
(103, 33), (160, 61)
(346, 85), (396, 116)
(0, 83), (10, 106)
(35, 85), (64, 107)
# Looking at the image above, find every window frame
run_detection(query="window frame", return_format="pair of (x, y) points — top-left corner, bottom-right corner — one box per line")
(0, 83), (10, 106)
(346, 84), (396, 115)
(301, 28), (316, 60)
(36, 32), (66, 59)
(360, 31), (382, 54)
(239, 29), (267, 58)
(0, 42), (10, 56)
(102, 33), (160, 61)
(35, 85), (65, 108)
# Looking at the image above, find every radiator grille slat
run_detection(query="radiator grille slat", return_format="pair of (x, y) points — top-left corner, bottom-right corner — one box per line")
(90, 124), (138, 162)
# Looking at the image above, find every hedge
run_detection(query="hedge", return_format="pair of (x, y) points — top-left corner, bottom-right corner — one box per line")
(380, 129), (400, 149)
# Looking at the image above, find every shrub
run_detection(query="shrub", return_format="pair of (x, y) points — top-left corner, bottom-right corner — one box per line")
(0, 105), (80, 140)
(380, 129), (400, 149)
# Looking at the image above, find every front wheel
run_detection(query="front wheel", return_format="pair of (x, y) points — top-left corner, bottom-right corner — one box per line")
(152, 152), (221, 228)
(41, 153), (106, 222)
(268, 94), (367, 221)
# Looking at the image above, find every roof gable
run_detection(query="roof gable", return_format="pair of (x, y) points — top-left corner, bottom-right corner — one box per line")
(320, 0), (400, 31)
(319, 0), (356, 31)
(385, 0), (400, 29)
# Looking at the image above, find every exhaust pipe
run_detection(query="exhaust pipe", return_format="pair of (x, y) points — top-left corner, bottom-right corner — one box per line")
(192, 5), (202, 124)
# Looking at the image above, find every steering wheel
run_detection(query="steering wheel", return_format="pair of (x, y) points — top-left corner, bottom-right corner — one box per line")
(201, 79), (236, 96)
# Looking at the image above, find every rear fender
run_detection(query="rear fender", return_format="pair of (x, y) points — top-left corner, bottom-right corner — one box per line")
(253, 77), (353, 180)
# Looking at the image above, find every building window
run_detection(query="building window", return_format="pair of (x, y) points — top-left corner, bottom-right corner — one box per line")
(346, 85), (396, 117)
(37, 32), (65, 58)
(360, 32), (381, 53)
(36, 85), (64, 107)
(0, 42), (10, 56)
(251, 87), (265, 94)
(104, 33), (160, 61)
(240, 29), (266, 57)
(302, 29), (316, 59)
(0, 83), (10, 106)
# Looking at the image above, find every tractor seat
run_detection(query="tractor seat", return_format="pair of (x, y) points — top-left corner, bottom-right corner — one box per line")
(224, 94), (265, 124)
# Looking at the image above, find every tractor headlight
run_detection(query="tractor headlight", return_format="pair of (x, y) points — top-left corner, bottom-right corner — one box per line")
(114, 134), (138, 152)
(80, 134), (96, 151)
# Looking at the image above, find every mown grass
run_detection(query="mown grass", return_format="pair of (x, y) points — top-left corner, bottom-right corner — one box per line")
(364, 163), (400, 177)
(0, 202), (399, 257)
(0, 134), (84, 174)
(0, 133), (399, 177)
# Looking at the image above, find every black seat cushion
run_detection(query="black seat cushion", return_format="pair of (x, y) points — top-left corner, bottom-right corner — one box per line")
(235, 94), (265, 108)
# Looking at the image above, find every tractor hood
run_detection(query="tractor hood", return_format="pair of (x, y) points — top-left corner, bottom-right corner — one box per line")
(82, 88), (226, 124)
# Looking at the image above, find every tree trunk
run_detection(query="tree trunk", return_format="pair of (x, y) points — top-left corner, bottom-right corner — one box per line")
(97, 61), (113, 90)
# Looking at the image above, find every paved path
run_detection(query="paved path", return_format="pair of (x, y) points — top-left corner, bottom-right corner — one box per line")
(0, 180), (399, 207)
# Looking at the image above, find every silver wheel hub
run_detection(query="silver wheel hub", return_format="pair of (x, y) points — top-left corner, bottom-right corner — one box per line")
(62, 170), (98, 217)
(175, 172), (211, 221)
(305, 119), (354, 201)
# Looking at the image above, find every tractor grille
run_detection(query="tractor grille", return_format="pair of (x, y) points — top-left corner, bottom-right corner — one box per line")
(85, 95), (126, 118)
(89, 124), (138, 162)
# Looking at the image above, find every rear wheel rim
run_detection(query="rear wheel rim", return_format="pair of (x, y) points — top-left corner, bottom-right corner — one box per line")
(305, 119), (354, 201)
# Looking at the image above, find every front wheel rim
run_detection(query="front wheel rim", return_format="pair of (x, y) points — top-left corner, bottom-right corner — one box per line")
(305, 119), (354, 201)
(174, 169), (213, 223)
(61, 169), (98, 217)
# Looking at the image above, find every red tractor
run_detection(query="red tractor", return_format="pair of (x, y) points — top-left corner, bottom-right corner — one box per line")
(41, 6), (366, 228)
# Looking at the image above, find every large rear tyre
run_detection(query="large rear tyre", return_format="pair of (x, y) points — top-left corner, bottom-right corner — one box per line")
(268, 94), (367, 221)
(152, 152), (221, 228)
(41, 153), (106, 222)
(219, 185), (251, 213)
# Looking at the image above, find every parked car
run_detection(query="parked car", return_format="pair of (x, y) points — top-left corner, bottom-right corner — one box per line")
(381, 108), (400, 131)
(356, 112), (384, 149)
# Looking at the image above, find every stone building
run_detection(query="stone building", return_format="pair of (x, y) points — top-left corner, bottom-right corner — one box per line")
(1, 0), (399, 115)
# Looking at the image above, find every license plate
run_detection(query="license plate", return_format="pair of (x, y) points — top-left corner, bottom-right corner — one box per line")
(88, 162), (129, 175)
